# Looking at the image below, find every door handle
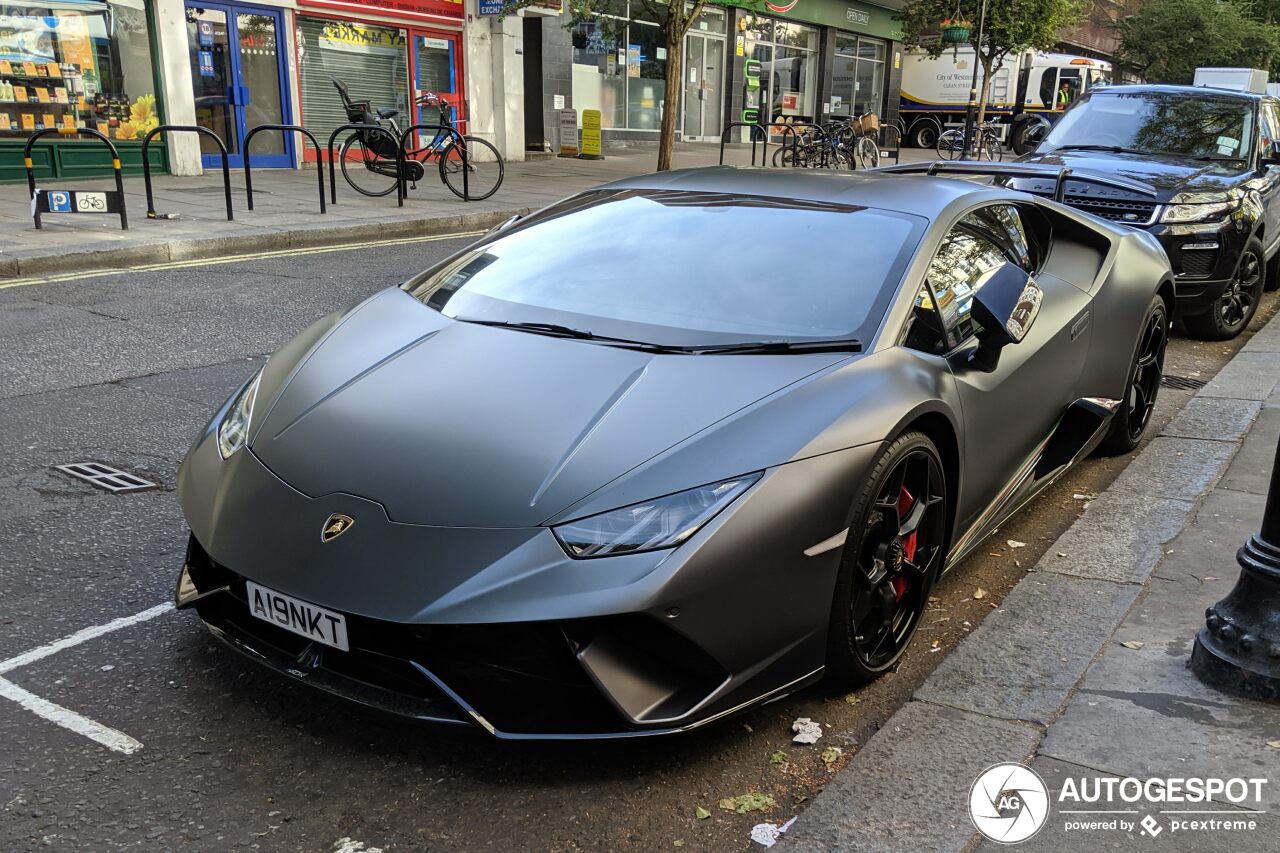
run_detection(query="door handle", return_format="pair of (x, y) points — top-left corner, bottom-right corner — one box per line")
(238, 85), (250, 106)
(225, 85), (236, 106)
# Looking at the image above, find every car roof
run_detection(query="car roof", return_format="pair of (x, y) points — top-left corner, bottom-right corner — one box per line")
(597, 166), (1001, 219)
(1093, 83), (1268, 102)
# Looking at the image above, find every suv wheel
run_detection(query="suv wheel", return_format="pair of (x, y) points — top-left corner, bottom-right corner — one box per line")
(1184, 238), (1265, 340)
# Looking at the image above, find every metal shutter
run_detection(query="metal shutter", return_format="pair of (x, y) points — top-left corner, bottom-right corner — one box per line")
(296, 17), (410, 155)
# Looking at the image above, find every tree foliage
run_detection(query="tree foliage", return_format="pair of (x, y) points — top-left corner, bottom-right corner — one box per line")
(897, 0), (1087, 121)
(1114, 0), (1280, 83)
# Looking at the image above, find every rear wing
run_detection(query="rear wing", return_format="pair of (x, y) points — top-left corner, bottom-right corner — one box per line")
(873, 161), (1159, 203)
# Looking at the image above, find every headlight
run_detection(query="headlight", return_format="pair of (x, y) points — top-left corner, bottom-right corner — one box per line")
(217, 369), (262, 459)
(1159, 191), (1239, 224)
(553, 474), (762, 558)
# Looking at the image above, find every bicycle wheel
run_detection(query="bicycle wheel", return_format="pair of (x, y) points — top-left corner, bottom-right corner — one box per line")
(936, 129), (965, 160)
(856, 136), (881, 169)
(339, 131), (401, 197)
(983, 135), (1004, 162)
(438, 136), (504, 200)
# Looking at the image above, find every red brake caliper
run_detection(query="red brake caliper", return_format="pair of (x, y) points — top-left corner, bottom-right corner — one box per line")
(893, 486), (917, 602)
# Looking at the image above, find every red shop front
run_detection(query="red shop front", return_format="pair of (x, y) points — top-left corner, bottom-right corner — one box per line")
(293, 0), (465, 162)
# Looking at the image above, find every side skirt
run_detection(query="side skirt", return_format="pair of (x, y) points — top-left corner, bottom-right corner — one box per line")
(943, 396), (1120, 572)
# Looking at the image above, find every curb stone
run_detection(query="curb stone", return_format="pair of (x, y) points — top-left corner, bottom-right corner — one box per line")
(784, 311), (1280, 851)
(0, 207), (533, 281)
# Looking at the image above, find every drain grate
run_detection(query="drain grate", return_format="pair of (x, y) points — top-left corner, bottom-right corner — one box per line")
(1161, 374), (1208, 391)
(55, 462), (157, 494)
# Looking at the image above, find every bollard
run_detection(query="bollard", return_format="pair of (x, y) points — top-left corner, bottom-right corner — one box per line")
(1190, 433), (1280, 701)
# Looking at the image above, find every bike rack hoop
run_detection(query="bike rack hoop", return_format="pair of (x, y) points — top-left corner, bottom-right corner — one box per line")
(243, 124), (325, 213)
(396, 123), (468, 205)
(718, 122), (769, 166)
(24, 128), (128, 230)
(326, 122), (398, 204)
(142, 126), (233, 221)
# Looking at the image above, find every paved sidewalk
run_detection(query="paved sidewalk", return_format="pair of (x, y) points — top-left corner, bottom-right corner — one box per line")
(787, 314), (1280, 851)
(0, 144), (930, 280)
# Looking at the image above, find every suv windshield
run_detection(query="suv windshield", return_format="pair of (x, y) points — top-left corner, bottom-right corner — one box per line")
(1043, 91), (1255, 160)
(404, 189), (925, 348)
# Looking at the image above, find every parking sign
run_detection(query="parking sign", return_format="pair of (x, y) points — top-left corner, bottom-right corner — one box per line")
(47, 191), (71, 213)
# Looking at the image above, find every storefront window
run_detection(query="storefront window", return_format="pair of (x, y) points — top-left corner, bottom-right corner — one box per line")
(832, 34), (885, 119)
(0, 0), (158, 140)
(571, 4), (666, 132)
(296, 17), (410, 155)
(745, 16), (818, 128)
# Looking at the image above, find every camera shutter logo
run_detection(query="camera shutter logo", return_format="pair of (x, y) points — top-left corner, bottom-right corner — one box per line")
(969, 763), (1050, 844)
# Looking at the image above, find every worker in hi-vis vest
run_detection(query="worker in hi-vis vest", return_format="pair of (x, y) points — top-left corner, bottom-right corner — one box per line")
(1056, 81), (1072, 110)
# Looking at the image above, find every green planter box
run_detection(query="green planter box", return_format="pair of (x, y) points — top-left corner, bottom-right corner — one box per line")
(0, 138), (168, 184)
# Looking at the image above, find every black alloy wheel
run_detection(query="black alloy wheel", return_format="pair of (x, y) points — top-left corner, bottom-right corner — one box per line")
(1185, 239), (1265, 340)
(1097, 294), (1168, 456)
(827, 432), (947, 684)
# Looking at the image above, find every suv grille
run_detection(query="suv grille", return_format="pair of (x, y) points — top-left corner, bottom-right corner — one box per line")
(1058, 195), (1159, 225)
(1179, 248), (1218, 278)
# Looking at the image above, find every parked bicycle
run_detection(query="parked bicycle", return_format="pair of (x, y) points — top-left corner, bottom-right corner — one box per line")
(333, 79), (504, 201)
(936, 121), (1004, 162)
(771, 114), (881, 170)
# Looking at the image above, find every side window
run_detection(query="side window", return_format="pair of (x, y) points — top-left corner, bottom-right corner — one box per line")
(1260, 102), (1280, 160)
(925, 215), (1012, 349)
(971, 204), (1034, 271)
(1039, 69), (1058, 109)
(902, 284), (948, 354)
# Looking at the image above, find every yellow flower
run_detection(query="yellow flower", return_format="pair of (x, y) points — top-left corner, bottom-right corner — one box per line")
(129, 93), (156, 126)
(115, 121), (139, 140)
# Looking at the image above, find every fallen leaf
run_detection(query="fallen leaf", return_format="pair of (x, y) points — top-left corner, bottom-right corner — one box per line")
(844, 693), (861, 705)
(1265, 740), (1280, 750)
(719, 798), (738, 812)
(1120, 641), (1145, 650)
(723, 792), (776, 814)
(1007, 540), (1027, 549)
(820, 746), (843, 767)
(974, 588), (987, 600)
(696, 806), (711, 820)
(673, 841), (684, 848)
(769, 750), (788, 765)
(927, 595), (941, 603)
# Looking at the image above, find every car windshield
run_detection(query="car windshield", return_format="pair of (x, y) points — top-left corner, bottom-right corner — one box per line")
(1042, 91), (1255, 160)
(403, 189), (926, 349)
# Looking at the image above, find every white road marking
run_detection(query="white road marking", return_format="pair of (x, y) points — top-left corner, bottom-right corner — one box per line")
(0, 603), (173, 675)
(0, 676), (143, 754)
(0, 602), (174, 755)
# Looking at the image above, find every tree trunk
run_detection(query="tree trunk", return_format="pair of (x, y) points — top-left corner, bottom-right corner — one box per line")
(976, 54), (994, 126)
(657, 23), (684, 171)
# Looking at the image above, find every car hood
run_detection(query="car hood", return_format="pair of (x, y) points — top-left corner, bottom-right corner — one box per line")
(248, 288), (848, 528)
(1018, 149), (1249, 202)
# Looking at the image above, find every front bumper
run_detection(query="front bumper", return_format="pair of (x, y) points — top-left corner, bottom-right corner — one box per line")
(1148, 216), (1252, 315)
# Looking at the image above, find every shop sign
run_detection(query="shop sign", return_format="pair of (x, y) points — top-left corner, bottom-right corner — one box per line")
(299, 0), (464, 23)
(626, 45), (641, 78)
(198, 20), (213, 47)
(558, 108), (578, 157)
(477, 0), (505, 14)
(198, 50), (215, 77)
(319, 22), (406, 55)
(757, 0), (897, 40)
(579, 109), (603, 159)
(845, 8), (869, 26)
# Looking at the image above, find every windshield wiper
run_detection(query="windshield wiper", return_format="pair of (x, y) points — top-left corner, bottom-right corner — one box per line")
(686, 338), (863, 355)
(453, 318), (681, 352)
(1053, 144), (1150, 155)
(1191, 154), (1244, 162)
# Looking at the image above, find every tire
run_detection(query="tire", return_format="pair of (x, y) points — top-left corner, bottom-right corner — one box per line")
(1011, 120), (1046, 156)
(338, 131), (402, 198)
(825, 431), (947, 686)
(438, 135), (504, 201)
(909, 121), (940, 150)
(1183, 238), (1265, 340)
(856, 136), (881, 169)
(1096, 294), (1169, 457)
(937, 129), (965, 160)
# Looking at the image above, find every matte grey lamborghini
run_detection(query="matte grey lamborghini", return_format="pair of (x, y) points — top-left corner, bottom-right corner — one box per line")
(175, 163), (1173, 739)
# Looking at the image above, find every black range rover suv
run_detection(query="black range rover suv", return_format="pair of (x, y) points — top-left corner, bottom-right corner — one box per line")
(1014, 84), (1280, 340)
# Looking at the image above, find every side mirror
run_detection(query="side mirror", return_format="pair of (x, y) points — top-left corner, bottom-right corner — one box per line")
(1260, 155), (1280, 170)
(968, 262), (1043, 372)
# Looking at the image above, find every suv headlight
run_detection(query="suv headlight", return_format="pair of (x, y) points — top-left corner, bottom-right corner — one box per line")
(217, 369), (263, 459)
(1159, 190), (1240, 224)
(553, 474), (762, 558)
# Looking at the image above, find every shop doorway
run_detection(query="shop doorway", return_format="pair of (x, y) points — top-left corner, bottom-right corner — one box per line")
(681, 32), (724, 141)
(185, 2), (292, 169)
(409, 30), (464, 136)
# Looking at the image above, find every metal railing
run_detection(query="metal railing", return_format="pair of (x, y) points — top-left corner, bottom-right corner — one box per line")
(142, 126), (232, 220)
(719, 122), (769, 166)
(23, 128), (127, 230)
(243, 124), (326, 213)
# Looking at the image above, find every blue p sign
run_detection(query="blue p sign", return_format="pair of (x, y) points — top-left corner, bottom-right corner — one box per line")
(47, 191), (71, 213)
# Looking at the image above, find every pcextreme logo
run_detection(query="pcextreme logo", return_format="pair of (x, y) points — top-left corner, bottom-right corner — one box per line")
(968, 764), (1269, 844)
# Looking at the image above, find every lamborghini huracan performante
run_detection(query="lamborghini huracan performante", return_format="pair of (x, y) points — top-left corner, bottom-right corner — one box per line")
(175, 165), (1173, 739)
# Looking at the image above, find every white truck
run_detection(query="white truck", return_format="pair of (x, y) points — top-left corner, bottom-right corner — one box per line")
(899, 48), (1111, 150)
(1192, 67), (1268, 94)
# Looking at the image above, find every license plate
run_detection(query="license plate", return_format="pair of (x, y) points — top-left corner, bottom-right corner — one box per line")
(245, 581), (349, 651)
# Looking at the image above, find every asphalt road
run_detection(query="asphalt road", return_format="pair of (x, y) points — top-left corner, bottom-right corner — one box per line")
(0, 237), (1275, 852)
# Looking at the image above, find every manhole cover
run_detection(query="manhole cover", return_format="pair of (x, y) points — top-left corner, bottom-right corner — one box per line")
(55, 463), (157, 493)
(1161, 374), (1207, 391)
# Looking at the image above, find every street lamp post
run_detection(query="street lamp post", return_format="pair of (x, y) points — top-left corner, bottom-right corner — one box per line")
(959, 0), (988, 161)
(1190, 434), (1280, 701)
